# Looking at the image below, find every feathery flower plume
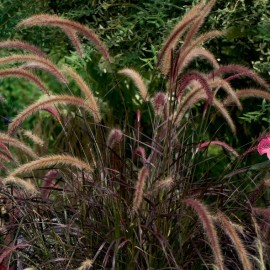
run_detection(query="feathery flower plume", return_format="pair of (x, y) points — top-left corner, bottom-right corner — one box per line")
(175, 88), (235, 133)
(0, 41), (46, 57)
(64, 66), (100, 122)
(174, 88), (234, 134)
(177, 47), (219, 74)
(41, 169), (59, 200)
(0, 152), (12, 163)
(0, 55), (67, 83)
(208, 78), (242, 110)
(0, 149), (13, 161)
(213, 98), (236, 134)
(41, 106), (61, 123)
(119, 68), (149, 101)
(212, 65), (269, 90)
(2, 176), (38, 196)
(174, 89), (207, 124)
(224, 89), (270, 107)
(62, 27), (83, 56)
(22, 130), (44, 146)
(8, 94), (99, 135)
(0, 69), (51, 95)
(217, 211), (252, 270)
(133, 146), (147, 164)
(184, 198), (224, 270)
(0, 133), (37, 158)
(191, 77), (242, 110)
(106, 128), (122, 149)
(77, 259), (93, 270)
(9, 154), (92, 177)
(181, 0), (216, 50)
(149, 177), (174, 195)
(17, 14), (111, 61)
(196, 141), (239, 157)
(20, 62), (67, 84)
(152, 92), (167, 116)
(252, 218), (266, 270)
(0, 142), (12, 158)
(177, 71), (213, 103)
(157, 1), (204, 74)
(174, 30), (223, 79)
(133, 166), (149, 212)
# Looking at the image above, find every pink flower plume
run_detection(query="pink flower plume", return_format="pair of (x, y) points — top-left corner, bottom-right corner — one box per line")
(257, 134), (270, 160)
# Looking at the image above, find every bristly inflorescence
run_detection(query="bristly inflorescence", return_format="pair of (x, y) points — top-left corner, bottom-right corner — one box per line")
(0, 1), (269, 269)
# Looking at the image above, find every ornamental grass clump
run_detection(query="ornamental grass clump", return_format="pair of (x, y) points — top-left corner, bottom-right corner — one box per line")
(1, 1), (270, 269)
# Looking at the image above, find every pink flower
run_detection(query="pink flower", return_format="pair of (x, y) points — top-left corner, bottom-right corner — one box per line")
(257, 134), (270, 159)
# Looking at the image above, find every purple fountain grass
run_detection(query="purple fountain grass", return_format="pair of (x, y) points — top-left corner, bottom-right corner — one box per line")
(1, 1), (269, 268)
(62, 27), (83, 56)
(177, 47), (219, 74)
(133, 146), (147, 164)
(211, 64), (269, 89)
(0, 40), (46, 57)
(8, 154), (93, 177)
(152, 92), (167, 117)
(0, 142), (13, 158)
(157, 1), (204, 74)
(106, 128), (123, 149)
(184, 198), (224, 270)
(196, 141), (239, 157)
(0, 151), (13, 163)
(41, 106), (61, 123)
(133, 166), (149, 212)
(174, 88), (208, 123)
(208, 77), (242, 110)
(7, 94), (100, 136)
(41, 169), (59, 200)
(0, 133), (37, 159)
(20, 62), (67, 84)
(2, 177), (38, 196)
(174, 30), (223, 80)
(0, 55), (67, 83)
(22, 130), (44, 147)
(173, 88), (236, 134)
(64, 66), (101, 122)
(224, 89), (270, 107)
(0, 68), (51, 95)
(118, 68), (149, 101)
(177, 71), (213, 103)
(148, 176), (174, 195)
(17, 14), (111, 61)
(212, 98), (236, 134)
(0, 149), (13, 161)
(181, 0), (216, 50)
(217, 211), (252, 270)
